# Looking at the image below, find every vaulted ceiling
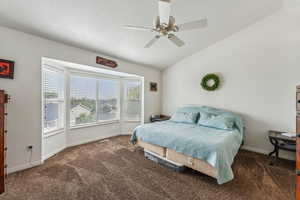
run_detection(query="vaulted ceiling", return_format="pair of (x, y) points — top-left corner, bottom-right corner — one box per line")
(0, 0), (282, 69)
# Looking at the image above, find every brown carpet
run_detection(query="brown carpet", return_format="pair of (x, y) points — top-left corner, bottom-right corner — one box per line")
(1, 136), (295, 200)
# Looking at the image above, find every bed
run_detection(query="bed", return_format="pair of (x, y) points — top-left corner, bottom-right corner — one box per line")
(131, 106), (244, 184)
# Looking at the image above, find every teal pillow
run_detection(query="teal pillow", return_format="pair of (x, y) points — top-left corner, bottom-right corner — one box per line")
(198, 111), (235, 130)
(170, 111), (199, 124)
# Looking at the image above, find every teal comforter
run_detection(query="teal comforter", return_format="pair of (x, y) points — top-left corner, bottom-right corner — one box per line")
(131, 107), (244, 185)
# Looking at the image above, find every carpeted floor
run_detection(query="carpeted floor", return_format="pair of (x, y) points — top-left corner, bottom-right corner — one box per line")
(1, 136), (295, 200)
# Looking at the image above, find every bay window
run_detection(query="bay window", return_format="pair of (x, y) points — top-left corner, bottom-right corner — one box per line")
(43, 62), (143, 132)
(42, 58), (145, 163)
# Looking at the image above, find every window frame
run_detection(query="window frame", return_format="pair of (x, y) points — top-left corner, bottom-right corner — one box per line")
(69, 74), (98, 127)
(122, 78), (143, 123)
(42, 65), (144, 133)
(69, 71), (121, 128)
(42, 66), (65, 136)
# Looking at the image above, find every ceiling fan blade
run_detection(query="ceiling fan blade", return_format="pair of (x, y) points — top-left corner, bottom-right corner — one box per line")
(159, 0), (171, 26)
(168, 34), (185, 47)
(123, 25), (153, 32)
(177, 18), (208, 32)
(145, 35), (160, 48)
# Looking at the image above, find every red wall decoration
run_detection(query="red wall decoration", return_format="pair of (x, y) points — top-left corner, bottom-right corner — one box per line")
(96, 56), (118, 68)
(0, 59), (14, 79)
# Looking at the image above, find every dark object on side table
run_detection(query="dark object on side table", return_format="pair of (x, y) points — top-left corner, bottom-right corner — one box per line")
(268, 130), (296, 165)
(150, 115), (171, 123)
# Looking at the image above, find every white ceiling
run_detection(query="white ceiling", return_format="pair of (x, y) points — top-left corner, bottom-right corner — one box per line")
(0, 0), (282, 69)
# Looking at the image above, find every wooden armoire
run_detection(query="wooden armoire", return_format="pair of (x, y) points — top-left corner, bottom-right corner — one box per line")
(297, 86), (300, 200)
(0, 90), (8, 194)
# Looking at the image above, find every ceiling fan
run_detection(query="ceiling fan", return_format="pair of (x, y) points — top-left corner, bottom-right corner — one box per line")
(124, 0), (208, 48)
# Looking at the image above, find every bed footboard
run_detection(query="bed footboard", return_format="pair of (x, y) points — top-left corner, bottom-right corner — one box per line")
(137, 140), (166, 157)
(136, 140), (217, 179)
(166, 149), (217, 178)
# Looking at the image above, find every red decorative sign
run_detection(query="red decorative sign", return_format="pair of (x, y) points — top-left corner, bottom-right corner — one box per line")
(96, 56), (118, 68)
(0, 59), (14, 79)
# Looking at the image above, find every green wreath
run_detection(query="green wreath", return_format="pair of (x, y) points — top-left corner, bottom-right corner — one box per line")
(201, 74), (220, 91)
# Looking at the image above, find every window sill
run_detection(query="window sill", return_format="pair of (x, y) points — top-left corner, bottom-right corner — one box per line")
(69, 120), (120, 130)
(43, 129), (65, 138)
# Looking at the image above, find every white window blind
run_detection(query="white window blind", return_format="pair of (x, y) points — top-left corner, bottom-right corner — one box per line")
(123, 80), (142, 121)
(43, 68), (65, 134)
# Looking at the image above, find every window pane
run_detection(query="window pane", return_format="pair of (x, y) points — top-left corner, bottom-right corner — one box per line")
(44, 103), (63, 132)
(43, 69), (64, 99)
(124, 81), (141, 121)
(70, 76), (97, 126)
(98, 79), (120, 121)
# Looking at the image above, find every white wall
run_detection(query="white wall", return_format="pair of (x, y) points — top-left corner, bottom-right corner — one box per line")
(284, 0), (300, 8)
(67, 124), (121, 147)
(43, 132), (66, 161)
(0, 26), (162, 173)
(162, 7), (300, 160)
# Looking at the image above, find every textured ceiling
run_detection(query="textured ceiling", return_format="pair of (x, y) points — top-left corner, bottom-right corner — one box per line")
(0, 0), (282, 69)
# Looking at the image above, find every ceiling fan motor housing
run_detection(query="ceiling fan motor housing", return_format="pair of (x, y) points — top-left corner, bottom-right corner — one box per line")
(154, 16), (179, 36)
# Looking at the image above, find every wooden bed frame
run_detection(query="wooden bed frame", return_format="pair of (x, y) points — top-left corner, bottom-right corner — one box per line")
(137, 140), (217, 179)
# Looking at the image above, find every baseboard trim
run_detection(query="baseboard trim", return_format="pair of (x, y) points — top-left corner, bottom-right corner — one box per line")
(121, 132), (132, 136)
(242, 145), (269, 155)
(7, 138), (294, 175)
(43, 146), (66, 161)
(242, 145), (295, 161)
(67, 133), (121, 148)
(7, 160), (44, 174)
(8, 135), (123, 175)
